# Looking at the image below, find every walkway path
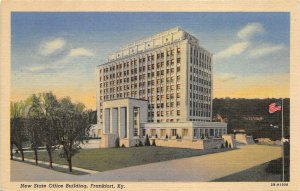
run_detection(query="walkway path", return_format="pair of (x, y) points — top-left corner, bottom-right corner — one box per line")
(11, 145), (281, 181)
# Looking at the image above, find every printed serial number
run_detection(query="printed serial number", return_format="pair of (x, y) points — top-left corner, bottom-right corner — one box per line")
(271, 183), (289, 186)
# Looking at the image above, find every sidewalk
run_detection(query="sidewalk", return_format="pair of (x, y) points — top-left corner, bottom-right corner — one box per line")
(13, 157), (98, 174)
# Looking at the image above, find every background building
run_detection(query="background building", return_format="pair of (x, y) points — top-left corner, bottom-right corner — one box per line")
(97, 27), (228, 148)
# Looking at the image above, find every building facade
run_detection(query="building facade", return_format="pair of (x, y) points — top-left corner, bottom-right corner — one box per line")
(97, 27), (228, 148)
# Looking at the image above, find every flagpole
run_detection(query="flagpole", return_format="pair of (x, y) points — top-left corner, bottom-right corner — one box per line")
(282, 98), (285, 182)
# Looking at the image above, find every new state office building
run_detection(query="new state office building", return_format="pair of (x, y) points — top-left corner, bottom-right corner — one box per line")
(96, 27), (234, 149)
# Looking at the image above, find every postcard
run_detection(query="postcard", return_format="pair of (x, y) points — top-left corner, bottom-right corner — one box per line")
(1, 0), (300, 191)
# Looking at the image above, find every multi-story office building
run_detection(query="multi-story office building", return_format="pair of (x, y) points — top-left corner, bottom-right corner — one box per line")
(97, 27), (228, 148)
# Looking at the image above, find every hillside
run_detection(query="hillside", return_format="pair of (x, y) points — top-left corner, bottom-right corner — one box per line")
(212, 98), (290, 141)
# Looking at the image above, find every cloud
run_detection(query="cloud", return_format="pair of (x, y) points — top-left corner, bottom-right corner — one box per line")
(28, 65), (50, 72)
(68, 48), (94, 57)
(215, 41), (250, 59)
(249, 43), (285, 58)
(28, 47), (94, 73)
(214, 23), (270, 60)
(40, 38), (66, 55)
(28, 57), (69, 73)
(218, 73), (237, 82)
(237, 22), (265, 40)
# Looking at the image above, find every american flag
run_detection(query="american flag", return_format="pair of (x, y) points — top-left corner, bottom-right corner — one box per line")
(269, 102), (282, 113)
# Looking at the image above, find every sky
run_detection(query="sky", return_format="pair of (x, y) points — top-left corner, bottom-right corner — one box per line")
(11, 12), (290, 109)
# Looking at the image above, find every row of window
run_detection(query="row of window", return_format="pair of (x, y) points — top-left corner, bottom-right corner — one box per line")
(148, 118), (180, 123)
(190, 110), (211, 117)
(99, 48), (181, 74)
(100, 84), (181, 98)
(101, 63), (181, 83)
(190, 46), (211, 63)
(190, 75), (211, 86)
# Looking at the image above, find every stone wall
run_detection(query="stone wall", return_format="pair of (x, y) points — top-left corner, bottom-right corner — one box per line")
(246, 136), (255, 144)
(203, 138), (224, 149)
(120, 138), (144, 147)
(222, 134), (236, 148)
(153, 138), (224, 150)
(100, 134), (118, 148)
(80, 139), (101, 149)
(154, 139), (204, 149)
(235, 133), (254, 144)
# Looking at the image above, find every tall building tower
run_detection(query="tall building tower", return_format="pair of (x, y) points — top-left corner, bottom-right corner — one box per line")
(97, 27), (227, 148)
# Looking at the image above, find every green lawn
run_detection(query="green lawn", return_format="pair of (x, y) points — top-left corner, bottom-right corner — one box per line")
(19, 160), (88, 175)
(212, 160), (282, 182)
(14, 146), (231, 173)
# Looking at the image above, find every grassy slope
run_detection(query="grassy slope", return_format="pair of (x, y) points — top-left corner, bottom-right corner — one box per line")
(212, 161), (281, 182)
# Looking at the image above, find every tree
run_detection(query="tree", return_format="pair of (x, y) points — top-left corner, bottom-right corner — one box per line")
(55, 97), (90, 172)
(26, 117), (43, 165)
(40, 92), (60, 168)
(138, 140), (143, 146)
(25, 94), (44, 165)
(145, 134), (150, 146)
(10, 101), (27, 161)
(115, 137), (120, 148)
(201, 134), (205, 139)
(152, 139), (156, 146)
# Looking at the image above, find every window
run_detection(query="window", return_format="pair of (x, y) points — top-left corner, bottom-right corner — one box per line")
(210, 129), (214, 137)
(151, 129), (156, 137)
(182, 129), (188, 137)
(171, 129), (177, 136)
(134, 128), (138, 136)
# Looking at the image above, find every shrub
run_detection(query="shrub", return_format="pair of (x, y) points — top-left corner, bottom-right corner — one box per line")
(152, 139), (156, 146)
(225, 140), (228, 148)
(201, 134), (205, 139)
(229, 143), (232, 148)
(145, 134), (151, 146)
(138, 140), (143, 147)
(115, 137), (120, 148)
(121, 144), (125, 148)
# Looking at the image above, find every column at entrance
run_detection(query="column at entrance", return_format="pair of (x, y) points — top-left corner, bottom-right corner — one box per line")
(119, 107), (127, 138)
(104, 108), (110, 133)
(111, 108), (119, 135)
